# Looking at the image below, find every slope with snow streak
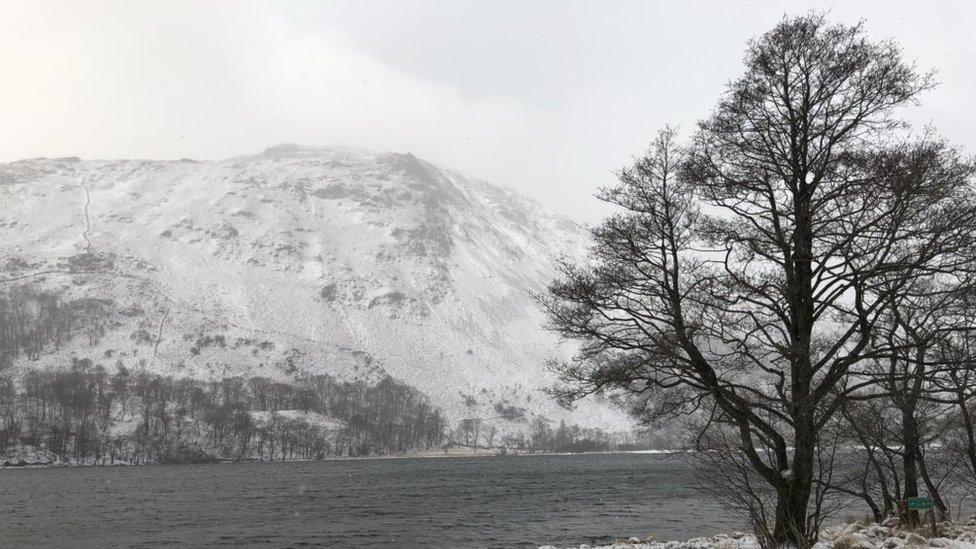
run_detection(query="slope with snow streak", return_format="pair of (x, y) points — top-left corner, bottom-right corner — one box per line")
(0, 145), (626, 427)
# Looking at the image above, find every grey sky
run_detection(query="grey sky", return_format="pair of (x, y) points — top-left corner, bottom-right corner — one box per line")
(2, 0), (974, 222)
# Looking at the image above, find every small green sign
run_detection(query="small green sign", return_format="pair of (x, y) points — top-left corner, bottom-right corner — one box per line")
(907, 497), (934, 510)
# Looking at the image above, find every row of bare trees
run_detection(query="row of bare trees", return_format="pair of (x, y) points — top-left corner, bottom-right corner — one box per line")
(827, 288), (976, 523)
(452, 416), (637, 453)
(0, 358), (449, 464)
(544, 13), (976, 547)
(0, 281), (451, 462)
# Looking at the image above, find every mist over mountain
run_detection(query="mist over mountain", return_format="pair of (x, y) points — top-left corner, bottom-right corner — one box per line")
(0, 145), (628, 434)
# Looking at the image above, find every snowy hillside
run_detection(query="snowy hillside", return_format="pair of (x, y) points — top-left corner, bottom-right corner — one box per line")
(0, 145), (626, 428)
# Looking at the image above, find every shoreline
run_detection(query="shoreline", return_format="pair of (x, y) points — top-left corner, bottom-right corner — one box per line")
(543, 520), (976, 549)
(1, 448), (674, 470)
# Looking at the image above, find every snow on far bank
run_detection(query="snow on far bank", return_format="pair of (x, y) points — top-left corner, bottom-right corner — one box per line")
(541, 521), (976, 549)
(1, 444), (59, 467)
(1, 443), (133, 468)
(249, 409), (344, 430)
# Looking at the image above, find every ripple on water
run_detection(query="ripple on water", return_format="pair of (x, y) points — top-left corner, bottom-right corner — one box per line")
(0, 454), (739, 548)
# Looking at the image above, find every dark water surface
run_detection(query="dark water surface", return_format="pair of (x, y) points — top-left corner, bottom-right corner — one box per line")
(0, 453), (740, 548)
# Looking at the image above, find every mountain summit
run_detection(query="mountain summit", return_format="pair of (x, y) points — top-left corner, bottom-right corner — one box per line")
(0, 146), (624, 428)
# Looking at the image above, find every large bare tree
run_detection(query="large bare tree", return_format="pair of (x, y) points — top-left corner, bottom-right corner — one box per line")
(544, 15), (976, 546)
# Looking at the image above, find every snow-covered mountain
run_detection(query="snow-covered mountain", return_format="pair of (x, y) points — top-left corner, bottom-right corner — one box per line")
(0, 145), (626, 428)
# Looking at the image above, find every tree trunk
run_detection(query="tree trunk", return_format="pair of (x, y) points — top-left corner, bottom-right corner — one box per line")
(772, 423), (815, 547)
(772, 479), (812, 547)
(958, 399), (976, 486)
(916, 448), (948, 519)
(901, 408), (920, 527)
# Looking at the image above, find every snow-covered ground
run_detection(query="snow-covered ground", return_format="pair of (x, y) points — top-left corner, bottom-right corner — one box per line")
(0, 444), (59, 467)
(541, 521), (976, 549)
(0, 444), (132, 467)
(0, 145), (630, 431)
(250, 409), (345, 431)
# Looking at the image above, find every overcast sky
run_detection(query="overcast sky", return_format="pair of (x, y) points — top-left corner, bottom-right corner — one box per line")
(2, 1), (974, 222)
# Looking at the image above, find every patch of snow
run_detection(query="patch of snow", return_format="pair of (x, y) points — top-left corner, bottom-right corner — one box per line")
(542, 521), (976, 549)
(0, 444), (58, 467)
(250, 409), (344, 431)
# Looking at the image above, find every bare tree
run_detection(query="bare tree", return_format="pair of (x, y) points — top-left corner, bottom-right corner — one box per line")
(544, 14), (976, 546)
(933, 290), (976, 498)
(837, 280), (968, 523)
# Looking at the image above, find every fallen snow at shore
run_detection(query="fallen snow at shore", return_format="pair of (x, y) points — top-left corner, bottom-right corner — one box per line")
(1, 444), (59, 467)
(541, 521), (976, 548)
(1, 443), (134, 468)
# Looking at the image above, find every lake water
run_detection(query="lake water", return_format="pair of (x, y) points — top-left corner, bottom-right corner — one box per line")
(0, 453), (743, 548)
